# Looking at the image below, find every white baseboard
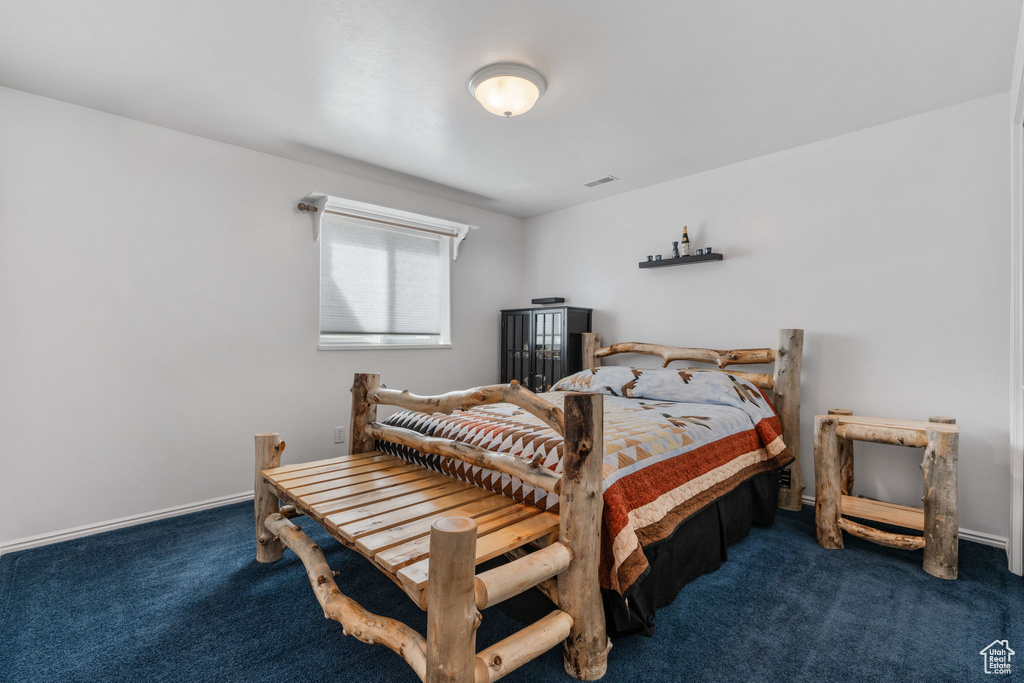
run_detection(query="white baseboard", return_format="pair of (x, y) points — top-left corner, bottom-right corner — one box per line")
(0, 490), (255, 557)
(799, 494), (1007, 550)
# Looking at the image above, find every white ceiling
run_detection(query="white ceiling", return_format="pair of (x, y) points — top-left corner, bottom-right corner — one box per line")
(0, 1), (1020, 218)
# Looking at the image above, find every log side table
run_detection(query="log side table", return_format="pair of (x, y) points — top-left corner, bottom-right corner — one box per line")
(813, 410), (959, 579)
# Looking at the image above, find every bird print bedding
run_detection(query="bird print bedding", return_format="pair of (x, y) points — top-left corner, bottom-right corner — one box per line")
(376, 367), (792, 595)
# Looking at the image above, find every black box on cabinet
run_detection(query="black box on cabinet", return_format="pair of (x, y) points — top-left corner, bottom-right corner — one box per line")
(500, 306), (592, 393)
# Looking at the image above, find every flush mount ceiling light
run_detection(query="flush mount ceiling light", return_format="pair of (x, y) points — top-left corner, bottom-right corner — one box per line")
(468, 63), (547, 118)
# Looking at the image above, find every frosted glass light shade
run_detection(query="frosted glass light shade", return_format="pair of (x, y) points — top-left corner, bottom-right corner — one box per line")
(468, 63), (547, 118)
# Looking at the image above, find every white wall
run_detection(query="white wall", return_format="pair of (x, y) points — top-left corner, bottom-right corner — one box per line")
(1, 85), (1012, 546)
(522, 94), (1011, 540)
(0, 86), (524, 545)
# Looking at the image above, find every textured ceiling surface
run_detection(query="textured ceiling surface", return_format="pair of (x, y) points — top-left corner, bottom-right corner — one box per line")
(0, 0), (1020, 217)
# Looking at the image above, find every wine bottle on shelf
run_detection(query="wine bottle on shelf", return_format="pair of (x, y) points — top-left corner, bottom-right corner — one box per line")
(680, 226), (691, 256)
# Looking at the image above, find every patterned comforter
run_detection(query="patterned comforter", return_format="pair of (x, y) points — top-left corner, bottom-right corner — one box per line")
(377, 367), (792, 595)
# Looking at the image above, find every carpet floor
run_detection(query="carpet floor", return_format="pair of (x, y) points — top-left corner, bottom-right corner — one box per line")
(1, 502), (1020, 682)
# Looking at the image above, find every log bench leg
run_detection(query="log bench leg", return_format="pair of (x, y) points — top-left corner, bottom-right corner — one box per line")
(426, 517), (479, 683)
(254, 433), (285, 563)
(813, 415), (843, 549)
(922, 417), (958, 580)
(828, 409), (855, 495)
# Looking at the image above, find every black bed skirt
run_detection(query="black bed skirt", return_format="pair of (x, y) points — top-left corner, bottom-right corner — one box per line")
(491, 469), (780, 638)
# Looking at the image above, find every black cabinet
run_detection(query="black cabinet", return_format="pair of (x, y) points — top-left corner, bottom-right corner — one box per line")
(500, 306), (592, 393)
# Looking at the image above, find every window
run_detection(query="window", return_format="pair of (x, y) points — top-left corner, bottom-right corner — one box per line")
(320, 216), (450, 347)
(310, 195), (472, 349)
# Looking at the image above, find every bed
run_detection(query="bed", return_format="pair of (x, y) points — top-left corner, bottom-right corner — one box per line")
(253, 329), (803, 682)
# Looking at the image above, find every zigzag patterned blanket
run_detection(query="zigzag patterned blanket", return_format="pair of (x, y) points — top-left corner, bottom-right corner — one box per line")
(378, 368), (792, 594)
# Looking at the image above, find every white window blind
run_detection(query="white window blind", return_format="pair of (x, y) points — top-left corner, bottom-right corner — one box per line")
(319, 214), (451, 346)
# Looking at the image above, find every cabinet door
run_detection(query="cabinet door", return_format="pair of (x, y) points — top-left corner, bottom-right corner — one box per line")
(531, 309), (564, 392)
(501, 311), (532, 385)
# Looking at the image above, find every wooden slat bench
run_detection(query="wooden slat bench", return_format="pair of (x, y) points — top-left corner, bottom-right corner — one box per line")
(254, 375), (609, 683)
(261, 450), (560, 609)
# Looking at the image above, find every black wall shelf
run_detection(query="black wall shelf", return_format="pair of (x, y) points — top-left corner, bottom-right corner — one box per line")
(639, 253), (723, 268)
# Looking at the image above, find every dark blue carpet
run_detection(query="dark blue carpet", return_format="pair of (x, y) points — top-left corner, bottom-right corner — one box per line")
(1, 502), (1020, 682)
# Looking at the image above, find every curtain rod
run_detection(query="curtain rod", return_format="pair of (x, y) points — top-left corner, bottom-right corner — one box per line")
(297, 202), (455, 238)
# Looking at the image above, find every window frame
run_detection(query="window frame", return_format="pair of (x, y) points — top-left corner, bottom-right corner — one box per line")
(309, 194), (471, 351)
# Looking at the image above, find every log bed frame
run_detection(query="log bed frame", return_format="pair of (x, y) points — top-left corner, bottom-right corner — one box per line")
(253, 329), (803, 682)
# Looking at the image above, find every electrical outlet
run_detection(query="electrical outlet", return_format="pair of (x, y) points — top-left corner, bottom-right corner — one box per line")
(334, 426), (346, 444)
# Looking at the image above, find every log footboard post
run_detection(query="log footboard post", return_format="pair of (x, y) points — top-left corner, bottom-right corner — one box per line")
(254, 433), (285, 563)
(426, 517), (479, 683)
(558, 392), (608, 681)
(774, 328), (805, 511)
(350, 372), (381, 455)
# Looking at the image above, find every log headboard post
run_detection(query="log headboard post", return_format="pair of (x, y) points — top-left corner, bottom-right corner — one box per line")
(582, 332), (601, 370)
(773, 329), (804, 511)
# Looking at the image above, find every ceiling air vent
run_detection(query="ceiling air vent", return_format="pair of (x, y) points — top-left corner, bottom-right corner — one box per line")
(584, 175), (618, 188)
